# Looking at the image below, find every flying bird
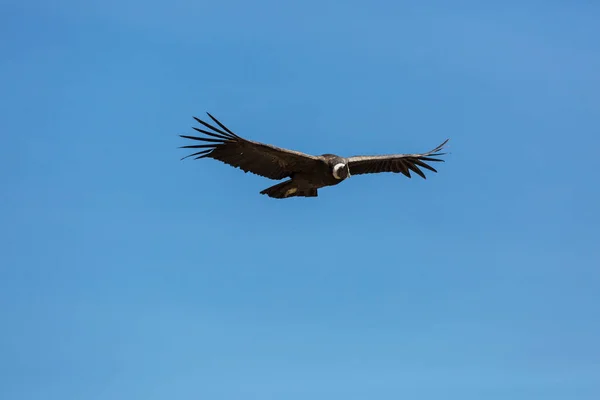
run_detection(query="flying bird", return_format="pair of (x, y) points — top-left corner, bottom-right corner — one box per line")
(180, 113), (449, 199)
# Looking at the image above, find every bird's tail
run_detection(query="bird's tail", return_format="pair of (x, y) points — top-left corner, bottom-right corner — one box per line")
(260, 180), (318, 199)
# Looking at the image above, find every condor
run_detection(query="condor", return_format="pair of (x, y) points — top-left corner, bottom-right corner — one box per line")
(180, 113), (449, 199)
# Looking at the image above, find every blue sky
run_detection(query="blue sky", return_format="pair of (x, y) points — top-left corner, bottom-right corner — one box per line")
(1, 1), (599, 399)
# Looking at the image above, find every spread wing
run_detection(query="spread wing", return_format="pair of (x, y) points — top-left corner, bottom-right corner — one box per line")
(179, 113), (321, 180)
(347, 139), (449, 179)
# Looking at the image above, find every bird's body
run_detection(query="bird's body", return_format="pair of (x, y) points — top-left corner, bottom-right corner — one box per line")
(258, 154), (350, 198)
(180, 113), (448, 199)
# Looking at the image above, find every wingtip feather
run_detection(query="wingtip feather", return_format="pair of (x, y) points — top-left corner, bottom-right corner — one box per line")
(205, 112), (241, 138)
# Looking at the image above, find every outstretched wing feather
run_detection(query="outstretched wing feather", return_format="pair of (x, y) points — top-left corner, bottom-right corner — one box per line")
(347, 139), (449, 179)
(180, 113), (321, 180)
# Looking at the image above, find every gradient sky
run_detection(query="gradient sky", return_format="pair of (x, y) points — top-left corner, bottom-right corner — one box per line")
(1, 1), (599, 399)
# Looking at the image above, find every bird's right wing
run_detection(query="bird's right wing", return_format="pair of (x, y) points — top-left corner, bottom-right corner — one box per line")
(347, 139), (449, 179)
(180, 113), (322, 180)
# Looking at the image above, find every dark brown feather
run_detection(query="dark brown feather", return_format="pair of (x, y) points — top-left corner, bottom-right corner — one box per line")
(347, 139), (449, 179)
(180, 113), (322, 180)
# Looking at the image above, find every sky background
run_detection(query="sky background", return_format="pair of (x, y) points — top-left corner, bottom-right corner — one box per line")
(1, 1), (599, 399)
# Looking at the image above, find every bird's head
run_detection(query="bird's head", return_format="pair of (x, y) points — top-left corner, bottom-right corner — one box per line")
(332, 162), (350, 180)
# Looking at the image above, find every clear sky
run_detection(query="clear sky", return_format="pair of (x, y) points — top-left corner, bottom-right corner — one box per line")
(1, 1), (599, 399)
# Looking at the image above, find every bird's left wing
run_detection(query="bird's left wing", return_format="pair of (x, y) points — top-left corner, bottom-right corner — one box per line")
(180, 113), (322, 180)
(347, 139), (449, 179)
